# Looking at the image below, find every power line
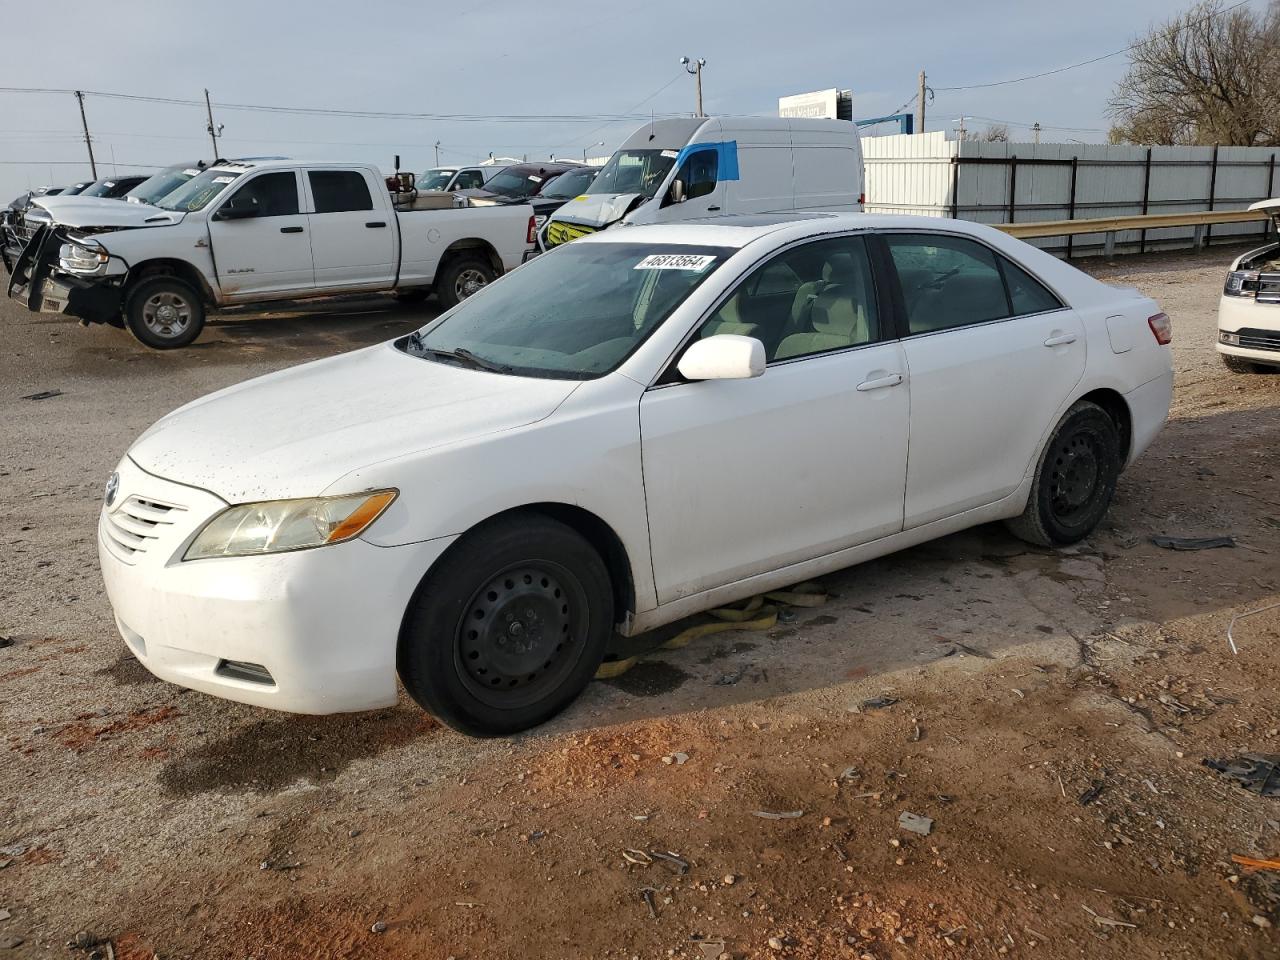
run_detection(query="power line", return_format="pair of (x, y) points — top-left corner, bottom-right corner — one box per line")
(933, 0), (1252, 91)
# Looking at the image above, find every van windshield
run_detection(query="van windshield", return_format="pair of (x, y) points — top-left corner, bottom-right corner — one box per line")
(586, 149), (678, 198)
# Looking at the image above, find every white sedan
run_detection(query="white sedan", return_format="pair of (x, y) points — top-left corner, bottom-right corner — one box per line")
(99, 213), (1173, 735)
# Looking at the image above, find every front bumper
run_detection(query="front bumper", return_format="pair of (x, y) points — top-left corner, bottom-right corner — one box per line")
(98, 456), (457, 714)
(6, 225), (124, 325)
(1217, 294), (1280, 366)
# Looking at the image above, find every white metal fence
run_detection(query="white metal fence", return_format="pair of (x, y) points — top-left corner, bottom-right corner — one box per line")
(864, 131), (1279, 257)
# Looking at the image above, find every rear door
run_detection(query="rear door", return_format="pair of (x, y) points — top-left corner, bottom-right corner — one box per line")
(207, 170), (312, 299)
(304, 168), (396, 289)
(882, 231), (1086, 528)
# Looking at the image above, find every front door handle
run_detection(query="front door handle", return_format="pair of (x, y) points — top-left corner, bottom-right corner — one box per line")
(1043, 333), (1078, 347)
(707, 205), (721, 212)
(365, 221), (387, 228)
(856, 373), (904, 392)
(280, 226), (304, 234)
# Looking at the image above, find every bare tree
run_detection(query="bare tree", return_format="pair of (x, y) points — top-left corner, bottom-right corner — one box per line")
(957, 123), (1010, 143)
(1108, 0), (1280, 146)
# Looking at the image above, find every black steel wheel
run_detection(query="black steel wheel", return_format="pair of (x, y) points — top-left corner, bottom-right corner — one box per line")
(1007, 400), (1123, 547)
(399, 514), (612, 736)
(435, 254), (495, 310)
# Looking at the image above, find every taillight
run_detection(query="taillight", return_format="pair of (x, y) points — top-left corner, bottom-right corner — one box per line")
(526, 215), (537, 245)
(858, 193), (865, 207)
(1148, 312), (1172, 345)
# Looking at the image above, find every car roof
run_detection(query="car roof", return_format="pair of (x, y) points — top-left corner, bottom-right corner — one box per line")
(577, 212), (1006, 250)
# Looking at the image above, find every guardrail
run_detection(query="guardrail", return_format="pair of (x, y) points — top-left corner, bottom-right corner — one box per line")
(992, 208), (1273, 257)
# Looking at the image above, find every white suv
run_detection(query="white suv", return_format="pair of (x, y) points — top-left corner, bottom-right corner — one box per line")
(1218, 198), (1280, 372)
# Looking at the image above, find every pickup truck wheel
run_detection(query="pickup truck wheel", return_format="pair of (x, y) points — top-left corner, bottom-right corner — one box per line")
(125, 277), (205, 349)
(436, 255), (495, 310)
(399, 515), (612, 737)
(1006, 400), (1122, 547)
(1221, 353), (1275, 374)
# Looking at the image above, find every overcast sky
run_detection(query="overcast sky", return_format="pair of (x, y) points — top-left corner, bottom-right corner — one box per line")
(0, 0), (1271, 198)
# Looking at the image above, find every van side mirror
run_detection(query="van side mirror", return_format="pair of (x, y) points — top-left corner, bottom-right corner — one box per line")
(668, 179), (686, 205)
(677, 334), (766, 381)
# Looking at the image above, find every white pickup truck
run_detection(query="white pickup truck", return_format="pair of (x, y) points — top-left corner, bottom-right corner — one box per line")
(7, 158), (536, 348)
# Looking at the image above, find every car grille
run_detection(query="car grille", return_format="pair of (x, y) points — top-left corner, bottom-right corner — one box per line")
(544, 219), (596, 248)
(103, 495), (187, 561)
(1235, 327), (1280, 352)
(1257, 273), (1280, 304)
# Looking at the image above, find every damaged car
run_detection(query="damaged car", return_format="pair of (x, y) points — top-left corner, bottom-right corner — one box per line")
(1218, 197), (1280, 372)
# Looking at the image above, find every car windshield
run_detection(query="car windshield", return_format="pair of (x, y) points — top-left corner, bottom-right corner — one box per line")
(78, 180), (116, 198)
(587, 149), (678, 198)
(542, 168), (595, 199)
(127, 166), (202, 205)
(419, 169), (456, 191)
(401, 242), (734, 379)
(485, 168), (554, 199)
(153, 169), (241, 212)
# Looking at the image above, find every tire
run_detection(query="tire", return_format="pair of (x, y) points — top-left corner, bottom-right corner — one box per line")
(1221, 353), (1276, 374)
(1006, 400), (1123, 548)
(124, 276), (205, 349)
(435, 254), (495, 310)
(398, 515), (612, 736)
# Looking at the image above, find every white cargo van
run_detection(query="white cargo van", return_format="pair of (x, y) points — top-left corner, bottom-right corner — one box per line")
(543, 117), (863, 248)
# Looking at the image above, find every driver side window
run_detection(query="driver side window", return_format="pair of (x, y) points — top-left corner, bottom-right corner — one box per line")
(676, 149), (719, 200)
(221, 172), (300, 218)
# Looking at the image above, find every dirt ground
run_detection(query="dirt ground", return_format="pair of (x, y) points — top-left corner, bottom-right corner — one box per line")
(1, 246), (1278, 960)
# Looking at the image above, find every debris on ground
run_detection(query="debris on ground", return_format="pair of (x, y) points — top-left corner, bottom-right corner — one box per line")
(1203, 754), (1280, 797)
(371, 921), (387, 934)
(1078, 775), (1108, 806)
(1232, 854), (1280, 872)
(648, 850), (690, 875)
(1082, 904), (1137, 929)
(898, 811), (934, 836)
(662, 752), (689, 765)
(1150, 534), (1236, 551)
(20, 389), (63, 401)
(640, 887), (659, 919)
(0, 936), (24, 950)
(0, 637), (12, 649)
(0, 911), (8, 922)
(852, 696), (899, 712)
(752, 810), (805, 820)
(1226, 601), (1280, 655)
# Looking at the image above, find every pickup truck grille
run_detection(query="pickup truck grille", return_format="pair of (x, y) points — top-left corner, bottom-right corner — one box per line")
(103, 495), (187, 562)
(1235, 327), (1280, 352)
(545, 219), (596, 248)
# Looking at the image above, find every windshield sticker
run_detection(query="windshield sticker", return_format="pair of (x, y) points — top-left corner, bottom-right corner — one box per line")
(661, 149), (679, 158)
(574, 195), (589, 201)
(182, 168), (201, 176)
(212, 175), (236, 184)
(635, 253), (716, 272)
(528, 175), (543, 183)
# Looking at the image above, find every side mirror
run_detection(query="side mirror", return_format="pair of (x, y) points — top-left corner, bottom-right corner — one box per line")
(677, 334), (766, 381)
(215, 198), (259, 221)
(668, 179), (687, 204)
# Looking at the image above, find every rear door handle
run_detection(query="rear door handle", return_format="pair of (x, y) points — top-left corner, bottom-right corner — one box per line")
(366, 221), (387, 228)
(1043, 333), (1078, 347)
(707, 205), (721, 212)
(280, 226), (304, 234)
(856, 373), (904, 392)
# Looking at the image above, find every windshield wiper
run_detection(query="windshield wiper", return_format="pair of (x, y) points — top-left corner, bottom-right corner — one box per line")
(422, 345), (511, 374)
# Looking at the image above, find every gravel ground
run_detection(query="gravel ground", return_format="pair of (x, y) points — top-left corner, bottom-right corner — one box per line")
(1, 246), (1278, 960)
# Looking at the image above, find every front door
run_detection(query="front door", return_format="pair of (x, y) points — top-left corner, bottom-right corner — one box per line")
(305, 169), (396, 289)
(207, 170), (313, 299)
(656, 141), (726, 222)
(640, 234), (909, 604)
(881, 231), (1087, 528)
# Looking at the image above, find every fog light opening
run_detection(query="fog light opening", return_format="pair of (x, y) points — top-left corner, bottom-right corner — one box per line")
(215, 659), (275, 685)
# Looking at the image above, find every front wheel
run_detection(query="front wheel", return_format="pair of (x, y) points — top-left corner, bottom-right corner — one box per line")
(399, 515), (612, 736)
(435, 254), (495, 311)
(1006, 400), (1123, 547)
(124, 276), (206, 349)
(1221, 353), (1276, 374)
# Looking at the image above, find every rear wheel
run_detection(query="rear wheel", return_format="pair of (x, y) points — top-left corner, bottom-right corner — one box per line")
(1006, 400), (1123, 547)
(124, 276), (205, 349)
(399, 515), (612, 736)
(435, 254), (495, 310)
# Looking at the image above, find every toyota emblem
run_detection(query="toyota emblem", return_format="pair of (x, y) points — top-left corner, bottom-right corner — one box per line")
(104, 471), (120, 507)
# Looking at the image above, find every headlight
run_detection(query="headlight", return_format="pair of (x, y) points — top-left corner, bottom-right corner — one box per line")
(59, 241), (109, 273)
(183, 490), (397, 560)
(1224, 270), (1260, 297)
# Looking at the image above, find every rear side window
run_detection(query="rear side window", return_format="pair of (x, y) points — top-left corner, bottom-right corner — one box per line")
(454, 170), (484, 189)
(309, 171), (373, 213)
(886, 234), (1011, 334)
(1002, 257), (1063, 315)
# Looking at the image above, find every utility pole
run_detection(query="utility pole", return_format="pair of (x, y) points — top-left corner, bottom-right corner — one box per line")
(74, 90), (97, 179)
(917, 70), (927, 134)
(954, 116), (967, 142)
(1032, 122), (1041, 145)
(204, 89), (224, 160)
(681, 57), (706, 117)
(434, 141), (441, 166)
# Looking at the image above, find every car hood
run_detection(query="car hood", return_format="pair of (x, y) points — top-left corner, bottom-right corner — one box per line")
(128, 344), (580, 502)
(549, 192), (645, 229)
(1249, 197), (1280, 228)
(32, 196), (184, 228)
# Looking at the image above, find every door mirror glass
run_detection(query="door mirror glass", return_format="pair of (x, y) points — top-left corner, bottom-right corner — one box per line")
(668, 179), (686, 205)
(216, 196), (259, 220)
(677, 334), (765, 381)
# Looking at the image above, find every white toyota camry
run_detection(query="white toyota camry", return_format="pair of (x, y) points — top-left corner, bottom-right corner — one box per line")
(99, 213), (1173, 735)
